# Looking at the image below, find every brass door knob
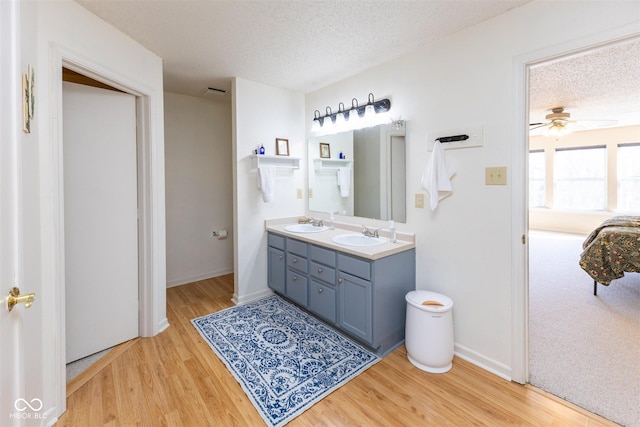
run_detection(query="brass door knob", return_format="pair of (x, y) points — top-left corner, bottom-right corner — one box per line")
(7, 287), (35, 312)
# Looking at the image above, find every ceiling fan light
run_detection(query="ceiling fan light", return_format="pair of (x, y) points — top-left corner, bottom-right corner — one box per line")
(546, 122), (570, 137)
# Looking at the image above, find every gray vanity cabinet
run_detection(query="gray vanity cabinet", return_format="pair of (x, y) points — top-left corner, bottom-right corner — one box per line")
(309, 245), (338, 324)
(337, 270), (373, 344)
(267, 234), (286, 294)
(339, 249), (416, 355)
(285, 238), (308, 306)
(267, 231), (415, 356)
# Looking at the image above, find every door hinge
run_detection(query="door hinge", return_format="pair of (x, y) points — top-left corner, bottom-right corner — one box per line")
(521, 234), (526, 244)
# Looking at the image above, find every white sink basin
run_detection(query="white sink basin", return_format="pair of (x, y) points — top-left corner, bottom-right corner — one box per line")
(332, 234), (387, 247)
(283, 223), (329, 233)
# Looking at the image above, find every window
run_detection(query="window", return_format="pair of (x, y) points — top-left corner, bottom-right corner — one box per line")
(617, 143), (640, 212)
(529, 150), (545, 207)
(554, 146), (606, 210)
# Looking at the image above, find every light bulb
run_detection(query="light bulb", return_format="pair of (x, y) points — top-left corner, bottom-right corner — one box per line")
(335, 111), (346, 132)
(322, 116), (334, 133)
(349, 108), (361, 129)
(363, 104), (376, 127)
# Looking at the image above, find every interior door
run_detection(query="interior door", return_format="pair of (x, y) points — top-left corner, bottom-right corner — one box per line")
(63, 81), (138, 363)
(1, 1), (31, 424)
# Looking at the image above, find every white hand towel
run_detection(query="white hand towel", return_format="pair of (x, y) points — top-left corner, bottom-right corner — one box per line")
(337, 167), (351, 198)
(421, 140), (455, 211)
(257, 165), (276, 202)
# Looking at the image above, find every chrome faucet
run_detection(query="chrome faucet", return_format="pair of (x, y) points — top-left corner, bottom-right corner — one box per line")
(361, 225), (380, 238)
(299, 216), (323, 227)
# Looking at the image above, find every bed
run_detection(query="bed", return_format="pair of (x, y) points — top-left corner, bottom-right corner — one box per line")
(579, 215), (640, 295)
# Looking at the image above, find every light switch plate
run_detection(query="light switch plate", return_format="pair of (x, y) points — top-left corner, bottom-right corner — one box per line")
(485, 167), (507, 185)
(415, 193), (425, 208)
(296, 188), (303, 199)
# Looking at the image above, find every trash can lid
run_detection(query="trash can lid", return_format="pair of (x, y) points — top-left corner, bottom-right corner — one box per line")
(406, 290), (453, 312)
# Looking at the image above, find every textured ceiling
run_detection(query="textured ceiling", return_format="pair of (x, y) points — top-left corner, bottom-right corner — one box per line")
(530, 37), (640, 129)
(76, 0), (531, 97)
(76, 0), (639, 128)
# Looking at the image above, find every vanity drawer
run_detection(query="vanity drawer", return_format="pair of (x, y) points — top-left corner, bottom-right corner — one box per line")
(268, 233), (285, 250)
(287, 253), (307, 273)
(310, 261), (336, 284)
(310, 244), (336, 267)
(337, 253), (371, 281)
(286, 238), (307, 257)
(309, 279), (336, 324)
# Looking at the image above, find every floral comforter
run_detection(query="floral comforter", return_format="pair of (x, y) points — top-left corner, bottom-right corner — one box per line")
(579, 216), (640, 285)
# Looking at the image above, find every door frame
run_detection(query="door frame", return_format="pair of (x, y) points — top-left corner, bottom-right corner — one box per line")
(510, 23), (640, 384)
(45, 44), (168, 416)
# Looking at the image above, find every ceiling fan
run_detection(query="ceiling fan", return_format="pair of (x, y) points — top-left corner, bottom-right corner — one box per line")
(529, 107), (617, 137)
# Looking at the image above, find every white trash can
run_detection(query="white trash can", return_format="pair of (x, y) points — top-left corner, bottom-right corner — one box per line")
(405, 290), (454, 373)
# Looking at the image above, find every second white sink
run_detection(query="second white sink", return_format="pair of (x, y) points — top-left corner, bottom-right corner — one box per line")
(332, 234), (387, 247)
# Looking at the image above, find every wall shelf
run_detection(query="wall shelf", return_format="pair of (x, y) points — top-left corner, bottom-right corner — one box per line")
(251, 154), (301, 170)
(314, 158), (354, 171)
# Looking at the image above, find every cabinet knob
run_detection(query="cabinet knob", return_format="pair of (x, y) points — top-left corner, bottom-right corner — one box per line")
(293, 276), (297, 281)
(317, 268), (322, 273)
(318, 288), (323, 293)
(293, 258), (297, 263)
(279, 255), (283, 260)
(338, 278), (343, 284)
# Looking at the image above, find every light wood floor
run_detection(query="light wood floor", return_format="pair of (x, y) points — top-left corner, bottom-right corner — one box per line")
(57, 274), (617, 426)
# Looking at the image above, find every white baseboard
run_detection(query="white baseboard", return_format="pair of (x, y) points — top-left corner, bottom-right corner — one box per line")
(157, 317), (170, 334)
(232, 288), (274, 305)
(454, 343), (512, 381)
(166, 268), (234, 288)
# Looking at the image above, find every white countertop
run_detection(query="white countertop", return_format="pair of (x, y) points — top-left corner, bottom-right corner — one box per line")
(265, 217), (415, 260)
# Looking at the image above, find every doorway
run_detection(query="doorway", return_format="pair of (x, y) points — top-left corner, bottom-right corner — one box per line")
(522, 35), (640, 427)
(62, 75), (139, 366)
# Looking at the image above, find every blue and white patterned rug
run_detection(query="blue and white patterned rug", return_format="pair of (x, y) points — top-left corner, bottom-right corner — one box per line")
(191, 294), (379, 427)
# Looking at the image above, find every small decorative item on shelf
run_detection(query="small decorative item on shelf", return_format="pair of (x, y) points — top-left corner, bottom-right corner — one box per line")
(259, 144), (265, 155)
(276, 138), (289, 156)
(339, 151), (344, 159)
(320, 142), (330, 158)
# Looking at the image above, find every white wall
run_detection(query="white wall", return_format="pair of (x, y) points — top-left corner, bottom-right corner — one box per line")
(305, 1), (639, 379)
(233, 77), (305, 303)
(164, 92), (233, 286)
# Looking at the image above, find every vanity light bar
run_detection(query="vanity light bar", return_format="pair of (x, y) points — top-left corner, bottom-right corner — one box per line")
(312, 93), (391, 128)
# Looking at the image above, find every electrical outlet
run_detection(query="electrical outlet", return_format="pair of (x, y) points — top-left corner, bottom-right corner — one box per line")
(296, 188), (303, 199)
(308, 188), (313, 198)
(415, 193), (425, 209)
(485, 167), (507, 185)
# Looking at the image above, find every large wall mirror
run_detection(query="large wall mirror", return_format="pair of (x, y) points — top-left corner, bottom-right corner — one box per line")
(308, 123), (407, 223)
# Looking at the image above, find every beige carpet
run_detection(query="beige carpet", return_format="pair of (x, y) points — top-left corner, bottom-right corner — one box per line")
(528, 231), (640, 427)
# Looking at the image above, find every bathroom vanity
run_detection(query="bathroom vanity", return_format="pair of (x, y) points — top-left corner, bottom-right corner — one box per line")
(266, 221), (416, 356)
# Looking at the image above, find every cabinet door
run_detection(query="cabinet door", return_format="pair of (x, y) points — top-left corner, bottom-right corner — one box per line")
(309, 279), (337, 324)
(268, 246), (285, 294)
(286, 269), (308, 306)
(338, 271), (373, 344)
